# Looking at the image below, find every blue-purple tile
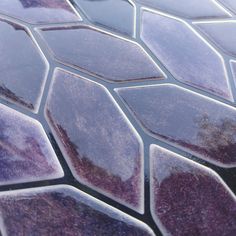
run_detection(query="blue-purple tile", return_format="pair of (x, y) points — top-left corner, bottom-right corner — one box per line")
(74, 0), (135, 36)
(150, 145), (236, 236)
(219, 0), (236, 13)
(136, 0), (230, 19)
(0, 185), (154, 236)
(141, 10), (232, 101)
(46, 69), (144, 213)
(39, 25), (164, 82)
(117, 84), (236, 167)
(0, 103), (63, 185)
(0, 0), (81, 24)
(0, 19), (48, 112)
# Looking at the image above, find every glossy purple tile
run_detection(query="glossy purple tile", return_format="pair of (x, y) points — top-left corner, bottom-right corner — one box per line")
(74, 0), (135, 36)
(231, 61), (236, 80)
(219, 0), (236, 13)
(46, 69), (144, 213)
(39, 26), (164, 82)
(0, 19), (48, 112)
(0, 185), (154, 236)
(150, 145), (236, 236)
(117, 84), (236, 167)
(136, 0), (230, 19)
(0, 0), (81, 24)
(196, 21), (236, 57)
(0, 103), (63, 185)
(141, 10), (232, 101)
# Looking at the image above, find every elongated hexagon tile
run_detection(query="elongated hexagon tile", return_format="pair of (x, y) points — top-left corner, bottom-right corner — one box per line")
(0, 19), (48, 112)
(0, 103), (63, 185)
(116, 84), (236, 167)
(74, 0), (135, 36)
(150, 145), (236, 236)
(38, 25), (164, 82)
(136, 0), (231, 19)
(0, 0), (81, 24)
(195, 21), (236, 57)
(141, 10), (232, 101)
(219, 0), (236, 13)
(0, 185), (154, 236)
(45, 69), (144, 213)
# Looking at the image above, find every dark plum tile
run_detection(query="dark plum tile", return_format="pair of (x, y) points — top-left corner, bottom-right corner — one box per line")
(116, 84), (236, 167)
(0, 0), (81, 24)
(219, 0), (236, 13)
(195, 20), (236, 57)
(136, 0), (230, 19)
(74, 0), (135, 36)
(0, 19), (48, 112)
(140, 10), (232, 101)
(150, 145), (236, 236)
(45, 69), (144, 213)
(0, 103), (63, 185)
(0, 185), (154, 236)
(39, 25), (164, 82)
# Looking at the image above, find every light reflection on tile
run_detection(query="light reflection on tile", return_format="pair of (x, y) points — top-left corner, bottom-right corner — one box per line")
(0, 19), (48, 112)
(46, 69), (144, 213)
(0, 185), (154, 235)
(0, 103), (63, 185)
(117, 84), (236, 167)
(136, 0), (230, 19)
(39, 26), (164, 82)
(219, 0), (236, 13)
(150, 145), (236, 236)
(140, 10), (232, 101)
(74, 0), (135, 36)
(0, 0), (81, 24)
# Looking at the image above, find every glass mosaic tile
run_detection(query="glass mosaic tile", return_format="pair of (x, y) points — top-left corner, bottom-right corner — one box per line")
(0, 0), (235, 235)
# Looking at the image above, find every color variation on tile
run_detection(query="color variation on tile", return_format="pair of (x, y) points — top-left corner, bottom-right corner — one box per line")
(46, 69), (144, 213)
(0, 0), (81, 24)
(0, 103), (63, 185)
(74, 0), (135, 36)
(117, 84), (236, 167)
(39, 25), (164, 82)
(231, 61), (236, 80)
(195, 20), (236, 57)
(0, 185), (154, 236)
(150, 145), (236, 236)
(219, 0), (236, 13)
(0, 18), (48, 112)
(141, 10), (232, 101)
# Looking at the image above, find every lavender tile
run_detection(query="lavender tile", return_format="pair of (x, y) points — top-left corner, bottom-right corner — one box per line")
(39, 26), (164, 82)
(74, 0), (134, 36)
(231, 61), (236, 80)
(150, 145), (236, 236)
(46, 69), (144, 213)
(196, 21), (236, 57)
(0, 103), (63, 185)
(219, 0), (236, 13)
(117, 84), (236, 167)
(141, 10), (232, 101)
(0, 0), (81, 24)
(0, 19), (48, 112)
(136, 0), (230, 19)
(0, 185), (154, 236)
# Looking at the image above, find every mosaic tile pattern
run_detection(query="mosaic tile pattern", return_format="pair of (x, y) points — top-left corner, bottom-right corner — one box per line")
(0, 0), (235, 235)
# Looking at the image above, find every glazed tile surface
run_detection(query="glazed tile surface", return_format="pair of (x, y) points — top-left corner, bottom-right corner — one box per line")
(150, 145), (236, 236)
(0, 0), (81, 24)
(0, 185), (154, 236)
(219, 0), (236, 13)
(46, 69), (144, 213)
(0, 19), (47, 112)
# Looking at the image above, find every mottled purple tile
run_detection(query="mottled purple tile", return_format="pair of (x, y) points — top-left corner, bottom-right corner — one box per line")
(0, 103), (63, 185)
(39, 26), (164, 82)
(0, 185), (154, 236)
(138, 0), (230, 19)
(0, 19), (48, 112)
(196, 21), (236, 57)
(74, 0), (134, 36)
(150, 145), (236, 236)
(117, 84), (236, 167)
(219, 0), (236, 13)
(0, 0), (81, 24)
(141, 10), (232, 101)
(46, 69), (144, 213)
